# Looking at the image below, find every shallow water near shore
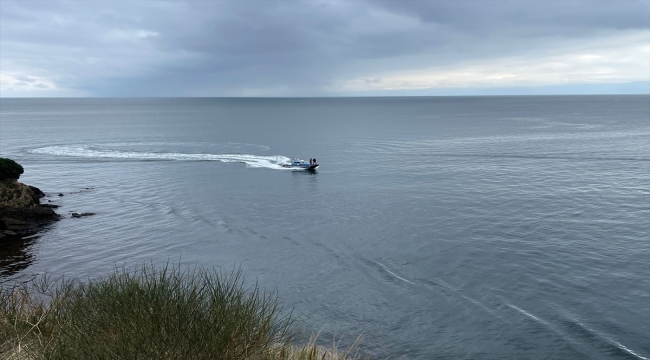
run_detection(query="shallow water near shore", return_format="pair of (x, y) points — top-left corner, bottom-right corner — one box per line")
(1, 96), (649, 359)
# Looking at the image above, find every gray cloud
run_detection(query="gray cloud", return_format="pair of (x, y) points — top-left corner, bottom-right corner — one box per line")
(15, 75), (33, 82)
(1, 0), (648, 96)
(377, 0), (650, 32)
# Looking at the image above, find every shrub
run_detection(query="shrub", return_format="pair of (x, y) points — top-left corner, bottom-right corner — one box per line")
(0, 158), (24, 180)
(0, 263), (295, 360)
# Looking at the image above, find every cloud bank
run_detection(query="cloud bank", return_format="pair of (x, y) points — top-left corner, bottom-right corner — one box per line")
(1, 0), (648, 97)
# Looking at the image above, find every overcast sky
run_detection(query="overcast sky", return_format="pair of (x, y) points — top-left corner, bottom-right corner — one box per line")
(1, 0), (649, 97)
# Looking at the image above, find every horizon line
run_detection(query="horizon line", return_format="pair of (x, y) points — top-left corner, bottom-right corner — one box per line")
(1, 93), (649, 99)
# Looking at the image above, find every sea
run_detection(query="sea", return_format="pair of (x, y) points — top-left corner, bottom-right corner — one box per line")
(0, 96), (648, 359)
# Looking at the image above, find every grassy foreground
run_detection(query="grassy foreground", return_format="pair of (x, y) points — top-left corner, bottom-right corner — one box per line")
(0, 264), (368, 360)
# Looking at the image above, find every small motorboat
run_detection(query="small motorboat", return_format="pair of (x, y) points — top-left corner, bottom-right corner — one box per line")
(282, 158), (319, 170)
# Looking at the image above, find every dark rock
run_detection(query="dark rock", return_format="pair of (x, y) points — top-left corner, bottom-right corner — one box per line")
(71, 212), (95, 218)
(28, 185), (45, 198)
(0, 205), (60, 232)
(1, 182), (60, 237)
(1, 180), (60, 241)
(58, 193), (64, 197)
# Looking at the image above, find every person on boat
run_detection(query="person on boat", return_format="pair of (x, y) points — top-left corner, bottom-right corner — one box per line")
(313, 158), (317, 165)
(309, 158), (313, 165)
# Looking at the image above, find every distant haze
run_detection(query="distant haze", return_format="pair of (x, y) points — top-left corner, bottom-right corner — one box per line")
(1, 0), (649, 97)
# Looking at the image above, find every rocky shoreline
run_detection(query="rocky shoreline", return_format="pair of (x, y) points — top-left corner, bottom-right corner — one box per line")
(0, 180), (60, 240)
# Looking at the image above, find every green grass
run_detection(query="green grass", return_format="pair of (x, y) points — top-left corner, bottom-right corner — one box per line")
(0, 263), (369, 360)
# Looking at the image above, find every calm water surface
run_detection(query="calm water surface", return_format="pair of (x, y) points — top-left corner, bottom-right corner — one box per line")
(0, 96), (648, 359)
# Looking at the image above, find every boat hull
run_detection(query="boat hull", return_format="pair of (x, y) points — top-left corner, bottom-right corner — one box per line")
(282, 164), (319, 170)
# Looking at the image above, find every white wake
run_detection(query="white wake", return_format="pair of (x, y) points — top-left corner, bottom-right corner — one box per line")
(32, 145), (292, 170)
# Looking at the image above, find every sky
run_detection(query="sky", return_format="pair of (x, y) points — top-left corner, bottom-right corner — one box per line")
(1, 0), (649, 97)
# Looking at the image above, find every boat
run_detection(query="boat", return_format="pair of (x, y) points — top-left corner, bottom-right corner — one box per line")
(282, 158), (319, 170)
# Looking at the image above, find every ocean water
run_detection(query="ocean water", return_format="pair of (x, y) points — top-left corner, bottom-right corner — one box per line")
(0, 96), (648, 359)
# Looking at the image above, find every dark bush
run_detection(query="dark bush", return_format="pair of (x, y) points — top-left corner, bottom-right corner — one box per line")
(0, 158), (24, 180)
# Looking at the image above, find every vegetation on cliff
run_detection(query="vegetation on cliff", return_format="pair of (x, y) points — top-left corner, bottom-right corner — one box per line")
(0, 159), (24, 181)
(0, 181), (41, 209)
(0, 263), (368, 360)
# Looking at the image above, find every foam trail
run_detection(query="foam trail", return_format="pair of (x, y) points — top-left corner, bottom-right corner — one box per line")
(507, 303), (549, 325)
(377, 262), (415, 284)
(574, 320), (650, 360)
(33, 145), (292, 170)
(610, 341), (649, 360)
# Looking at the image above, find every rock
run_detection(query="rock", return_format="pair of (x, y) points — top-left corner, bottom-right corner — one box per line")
(58, 193), (64, 197)
(0, 180), (60, 237)
(28, 185), (45, 198)
(0, 205), (60, 231)
(71, 212), (95, 218)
